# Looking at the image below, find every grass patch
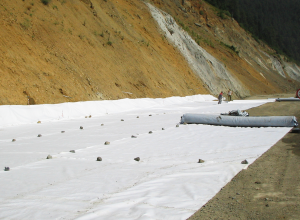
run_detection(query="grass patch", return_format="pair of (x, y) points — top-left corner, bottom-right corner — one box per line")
(204, 39), (215, 48)
(176, 18), (190, 32)
(78, 34), (85, 40)
(20, 18), (31, 30)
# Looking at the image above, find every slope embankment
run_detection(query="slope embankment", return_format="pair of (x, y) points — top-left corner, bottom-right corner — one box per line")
(150, 0), (300, 96)
(1, 0), (300, 105)
(0, 0), (208, 105)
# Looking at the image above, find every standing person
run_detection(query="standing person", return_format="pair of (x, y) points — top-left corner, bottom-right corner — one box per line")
(218, 91), (223, 104)
(227, 89), (232, 101)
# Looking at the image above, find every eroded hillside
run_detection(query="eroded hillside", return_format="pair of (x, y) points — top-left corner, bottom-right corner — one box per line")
(1, 0), (300, 105)
(150, 0), (300, 96)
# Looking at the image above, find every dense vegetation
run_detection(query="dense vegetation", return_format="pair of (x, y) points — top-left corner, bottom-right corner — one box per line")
(204, 0), (300, 63)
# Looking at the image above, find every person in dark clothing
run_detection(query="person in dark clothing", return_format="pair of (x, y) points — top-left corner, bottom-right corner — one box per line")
(218, 91), (223, 104)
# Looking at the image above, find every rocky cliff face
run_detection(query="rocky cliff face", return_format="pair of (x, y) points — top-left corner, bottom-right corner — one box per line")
(147, 3), (248, 97)
(1, 0), (299, 105)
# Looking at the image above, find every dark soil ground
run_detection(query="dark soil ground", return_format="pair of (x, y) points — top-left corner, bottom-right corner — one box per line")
(188, 94), (300, 220)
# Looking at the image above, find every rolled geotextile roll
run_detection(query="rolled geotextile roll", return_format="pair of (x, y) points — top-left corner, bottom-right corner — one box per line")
(276, 98), (300, 101)
(180, 113), (298, 127)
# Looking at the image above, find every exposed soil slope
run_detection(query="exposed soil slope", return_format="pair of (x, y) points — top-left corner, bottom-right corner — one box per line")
(0, 0), (208, 105)
(1, 0), (300, 105)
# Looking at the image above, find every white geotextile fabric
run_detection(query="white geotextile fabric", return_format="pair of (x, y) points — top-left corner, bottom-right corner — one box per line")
(181, 113), (298, 127)
(0, 95), (214, 128)
(0, 95), (292, 220)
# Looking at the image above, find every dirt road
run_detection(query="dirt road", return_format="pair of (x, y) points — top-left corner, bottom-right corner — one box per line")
(188, 95), (300, 219)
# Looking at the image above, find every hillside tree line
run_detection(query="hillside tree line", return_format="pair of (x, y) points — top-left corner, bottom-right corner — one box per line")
(204, 0), (300, 63)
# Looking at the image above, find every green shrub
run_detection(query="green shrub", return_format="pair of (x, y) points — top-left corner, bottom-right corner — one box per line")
(41, 0), (51, 5)
(224, 10), (231, 17)
(220, 42), (239, 54)
(217, 10), (231, 19)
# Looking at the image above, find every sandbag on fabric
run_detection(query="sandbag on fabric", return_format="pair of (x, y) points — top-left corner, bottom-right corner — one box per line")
(221, 109), (249, 117)
(276, 98), (300, 102)
(180, 113), (298, 127)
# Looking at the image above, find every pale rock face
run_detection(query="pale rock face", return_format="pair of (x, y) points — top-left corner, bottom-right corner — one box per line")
(256, 57), (270, 70)
(146, 3), (250, 97)
(261, 51), (286, 78)
(284, 63), (300, 82)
